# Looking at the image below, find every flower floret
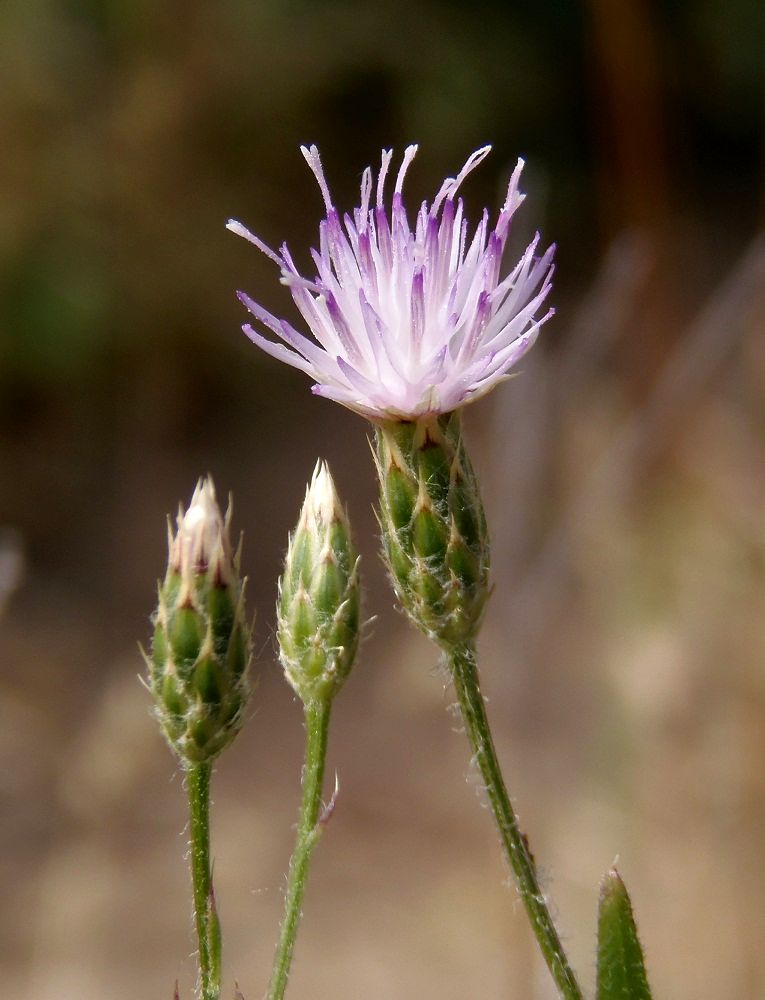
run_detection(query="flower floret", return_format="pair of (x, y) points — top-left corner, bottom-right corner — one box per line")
(229, 145), (554, 420)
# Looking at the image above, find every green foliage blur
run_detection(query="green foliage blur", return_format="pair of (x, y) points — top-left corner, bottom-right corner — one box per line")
(2, 0), (763, 638)
(2, 0), (762, 384)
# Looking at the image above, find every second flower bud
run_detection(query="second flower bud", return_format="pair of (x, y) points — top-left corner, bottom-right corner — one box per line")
(277, 462), (360, 704)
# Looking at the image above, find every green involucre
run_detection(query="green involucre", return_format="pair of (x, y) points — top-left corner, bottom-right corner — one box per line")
(374, 411), (489, 647)
(148, 565), (251, 766)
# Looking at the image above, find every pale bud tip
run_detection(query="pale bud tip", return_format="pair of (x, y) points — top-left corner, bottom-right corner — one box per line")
(171, 477), (232, 581)
(306, 460), (343, 526)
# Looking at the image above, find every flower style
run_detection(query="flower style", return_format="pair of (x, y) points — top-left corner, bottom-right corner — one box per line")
(228, 145), (554, 421)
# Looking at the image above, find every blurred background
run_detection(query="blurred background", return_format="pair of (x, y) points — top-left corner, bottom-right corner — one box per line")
(1, 1), (765, 997)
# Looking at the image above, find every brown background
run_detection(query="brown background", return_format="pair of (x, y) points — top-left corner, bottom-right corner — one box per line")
(1, 1), (765, 997)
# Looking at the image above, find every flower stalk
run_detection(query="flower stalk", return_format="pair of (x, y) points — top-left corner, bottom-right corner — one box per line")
(449, 644), (583, 1000)
(187, 761), (220, 1000)
(267, 698), (332, 1000)
(145, 478), (251, 999)
(268, 462), (360, 999)
(375, 413), (583, 999)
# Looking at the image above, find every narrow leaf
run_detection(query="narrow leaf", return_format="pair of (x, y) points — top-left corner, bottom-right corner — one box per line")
(208, 885), (222, 990)
(597, 867), (653, 1000)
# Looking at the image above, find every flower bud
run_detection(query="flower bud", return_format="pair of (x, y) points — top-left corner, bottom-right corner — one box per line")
(374, 412), (490, 648)
(277, 462), (360, 704)
(146, 478), (251, 765)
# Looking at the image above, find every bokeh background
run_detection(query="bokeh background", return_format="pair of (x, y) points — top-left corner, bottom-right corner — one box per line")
(2, 1), (765, 997)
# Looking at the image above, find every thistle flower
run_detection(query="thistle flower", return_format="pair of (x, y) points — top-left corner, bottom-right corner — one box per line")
(228, 151), (584, 1000)
(147, 478), (251, 766)
(228, 144), (554, 421)
(229, 146), (553, 647)
(277, 461), (360, 704)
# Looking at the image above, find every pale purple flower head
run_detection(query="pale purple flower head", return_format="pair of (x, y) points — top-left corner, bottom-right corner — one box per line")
(228, 145), (554, 421)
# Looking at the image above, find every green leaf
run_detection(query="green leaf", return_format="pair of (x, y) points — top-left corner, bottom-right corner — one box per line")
(597, 868), (653, 1000)
(208, 886), (222, 991)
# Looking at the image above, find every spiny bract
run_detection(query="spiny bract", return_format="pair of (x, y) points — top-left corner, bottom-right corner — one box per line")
(147, 478), (251, 765)
(278, 462), (360, 704)
(375, 412), (489, 647)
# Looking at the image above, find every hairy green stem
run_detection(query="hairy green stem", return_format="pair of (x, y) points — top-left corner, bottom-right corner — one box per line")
(268, 699), (332, 1000)
(188, 762), (219, 1000)
(449, 644), (584, 1000)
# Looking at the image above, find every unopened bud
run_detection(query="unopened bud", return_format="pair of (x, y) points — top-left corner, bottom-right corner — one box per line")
(277, 462), (360, 703)
(146, 478), (251, 765)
